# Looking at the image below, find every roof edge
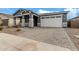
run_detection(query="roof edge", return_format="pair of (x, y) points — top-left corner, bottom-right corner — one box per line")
(69, 16), (79, 21)
(39, 11), (69, 16)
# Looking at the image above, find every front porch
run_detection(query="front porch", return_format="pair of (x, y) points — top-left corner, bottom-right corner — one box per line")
(13, 9), (40, 28)
(13, 14), (40, 28)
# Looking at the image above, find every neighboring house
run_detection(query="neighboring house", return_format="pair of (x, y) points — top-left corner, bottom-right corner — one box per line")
(0, 9), (68, 28)
(13, 9), (68, 28)
(0, 13), (13, 27)
(68, 16), (79, 28)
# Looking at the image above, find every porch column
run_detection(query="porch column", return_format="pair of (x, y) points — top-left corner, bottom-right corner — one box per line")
(20, 17), (22, 26)
(14, 17), (16, 26)
(21, 16), (25, 27)
(29, 14), (34, 27)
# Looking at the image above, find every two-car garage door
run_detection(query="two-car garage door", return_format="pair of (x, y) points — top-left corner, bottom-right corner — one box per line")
(40, 16), (63, 27)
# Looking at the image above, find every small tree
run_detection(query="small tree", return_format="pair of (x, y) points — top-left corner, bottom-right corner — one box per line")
(16, 28), (21, 32)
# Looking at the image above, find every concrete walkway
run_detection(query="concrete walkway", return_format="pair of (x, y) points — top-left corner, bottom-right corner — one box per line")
(0, 33), (71, 51)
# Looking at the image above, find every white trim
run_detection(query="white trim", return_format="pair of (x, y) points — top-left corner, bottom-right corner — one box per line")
(13, 13), (30, 17)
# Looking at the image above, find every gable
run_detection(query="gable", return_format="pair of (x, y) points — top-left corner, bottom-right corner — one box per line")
(13, 10), (30, 16)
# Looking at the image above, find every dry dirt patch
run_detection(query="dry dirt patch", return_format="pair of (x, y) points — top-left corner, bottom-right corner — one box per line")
(0, 28), (24, 35)
(65, 28), (79, 50)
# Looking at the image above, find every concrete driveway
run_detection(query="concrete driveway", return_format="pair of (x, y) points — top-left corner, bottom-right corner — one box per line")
(0, 33), (71, 51)
(17, 28), (77, 51)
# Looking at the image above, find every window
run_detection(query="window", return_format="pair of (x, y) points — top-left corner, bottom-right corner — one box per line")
(63, 15), (66, 22)
(56, 16), (61, 18)
(25, 19), (29, 23)
(51, 16), (55, 18)
(46, 17), (50, 18)
(24, 15), (29, 23)
(41, 16), (55, 19)
(41, 17), (45, 19)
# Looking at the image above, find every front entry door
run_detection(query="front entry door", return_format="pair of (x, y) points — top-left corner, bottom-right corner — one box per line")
(34, 19), (37, 26)
(33, 15), (38, 26)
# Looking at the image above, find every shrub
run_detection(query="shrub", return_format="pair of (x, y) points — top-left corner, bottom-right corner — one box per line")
(13, 26), (19, 28)
(0, 23), (3, 26)
(16, 28), (21, 32)
(0, 27), (3, 31)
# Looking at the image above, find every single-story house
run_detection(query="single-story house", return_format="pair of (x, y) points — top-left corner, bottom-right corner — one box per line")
(0, 13), (13, 27)
(0, 9), (68, 28)
(13, 9), (68, 28)
(68, 16), (79, 28)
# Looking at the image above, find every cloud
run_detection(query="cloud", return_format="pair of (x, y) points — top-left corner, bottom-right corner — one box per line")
(64, 8), (79, 19)
(39, 9), (79, 20)
(38, 9), (52, 13)
(38, 9), (59, 14)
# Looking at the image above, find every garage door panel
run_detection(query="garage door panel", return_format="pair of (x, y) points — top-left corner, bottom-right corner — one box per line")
(41, 18), (62, 27)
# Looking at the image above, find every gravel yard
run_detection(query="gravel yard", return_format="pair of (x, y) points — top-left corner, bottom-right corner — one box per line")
(65, 28), (79, 50)
(0, 28), (24, 35)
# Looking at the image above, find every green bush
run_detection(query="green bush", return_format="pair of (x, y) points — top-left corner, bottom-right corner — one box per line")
(16, 28), (21, 32)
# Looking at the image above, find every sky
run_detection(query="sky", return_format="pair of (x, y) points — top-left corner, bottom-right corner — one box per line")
(0, 8), (64, 14)
(0, 8), (79, 19)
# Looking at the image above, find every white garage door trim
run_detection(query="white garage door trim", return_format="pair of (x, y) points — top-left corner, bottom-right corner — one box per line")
(40, 16), (63, 27)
